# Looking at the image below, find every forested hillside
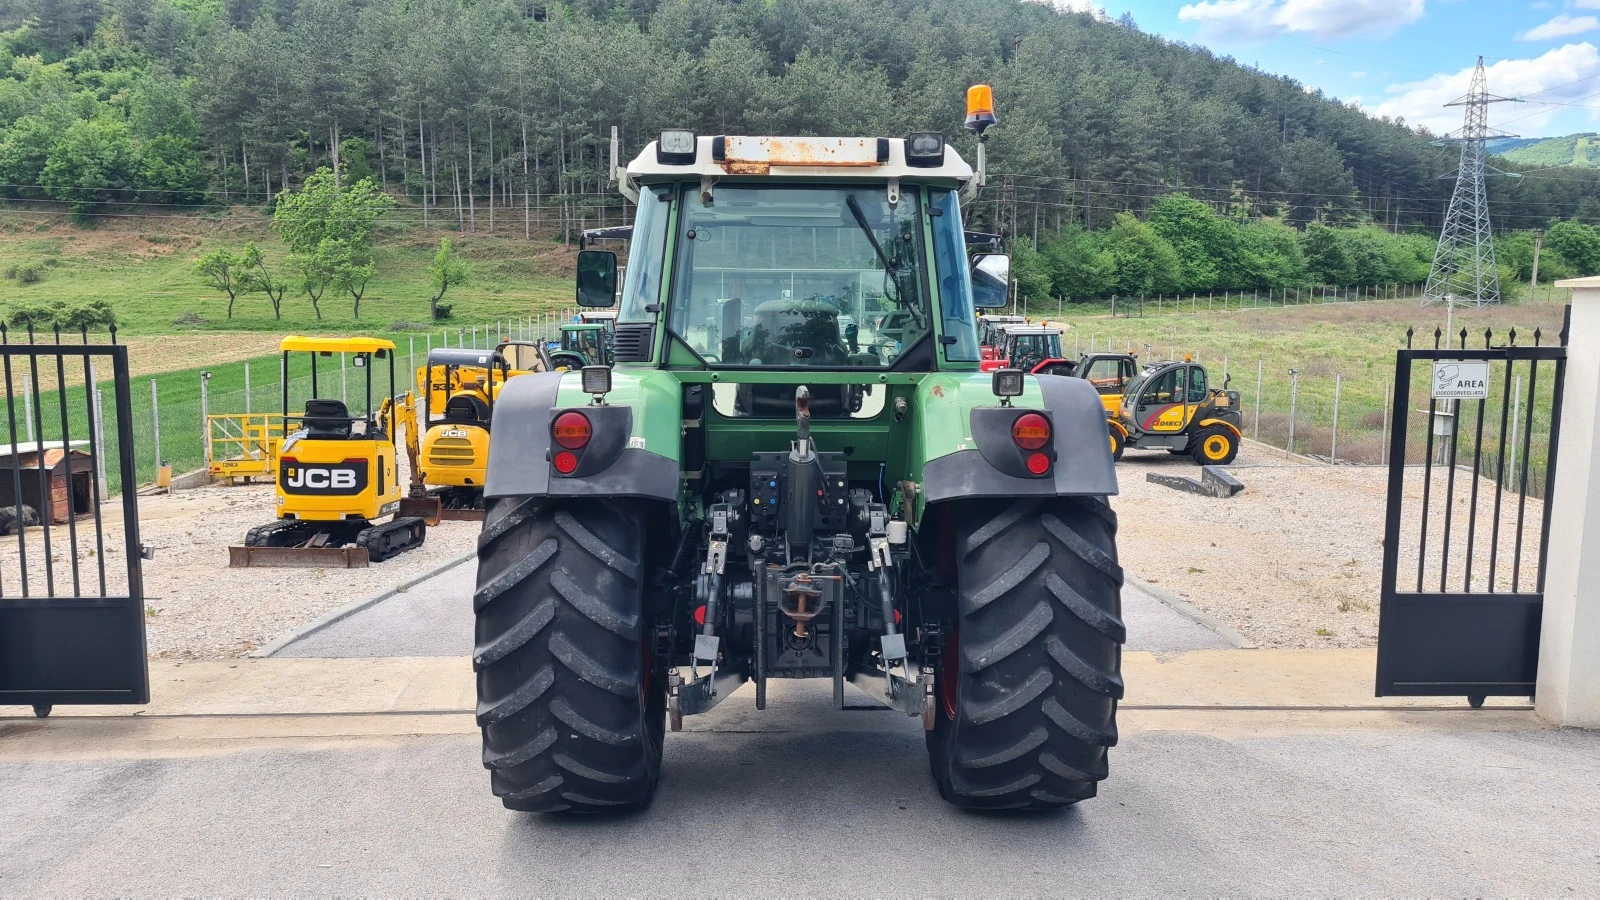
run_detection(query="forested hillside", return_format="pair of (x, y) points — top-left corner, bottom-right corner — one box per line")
(1497, 134), (1600, 170)
(1, 0), (1598, 241)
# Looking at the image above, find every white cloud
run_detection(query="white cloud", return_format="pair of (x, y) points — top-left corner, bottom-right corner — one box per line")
(1351, 70), (1368, 79)
(1517, 14), (1598, 42)
(1177, 0), (1424, 41)
(1575, 0), (1600, 8)
(1373, 43), (1600, 135)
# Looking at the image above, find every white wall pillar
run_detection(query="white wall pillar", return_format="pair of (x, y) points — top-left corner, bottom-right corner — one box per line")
(1538, 278), (1600, 726)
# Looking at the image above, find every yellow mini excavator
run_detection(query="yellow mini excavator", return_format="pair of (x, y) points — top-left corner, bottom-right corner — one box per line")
(398, 340), (550, 522)
(231, 336), (427, 567)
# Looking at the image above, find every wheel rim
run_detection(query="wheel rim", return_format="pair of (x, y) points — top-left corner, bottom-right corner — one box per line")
(1203, 434), (1230, 460)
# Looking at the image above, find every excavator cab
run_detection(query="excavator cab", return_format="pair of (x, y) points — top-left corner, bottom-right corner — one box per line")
(234, 336), (426, 565)
(400, 347), (512, 522)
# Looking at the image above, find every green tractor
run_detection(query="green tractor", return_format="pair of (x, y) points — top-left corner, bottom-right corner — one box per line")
(473, 91), (1124, 814)
(548, 321), (611, 370)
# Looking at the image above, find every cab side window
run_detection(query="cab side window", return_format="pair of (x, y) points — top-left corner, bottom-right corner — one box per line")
(1187, 366), (1208, 403)
(1140, 368), (1179, 406)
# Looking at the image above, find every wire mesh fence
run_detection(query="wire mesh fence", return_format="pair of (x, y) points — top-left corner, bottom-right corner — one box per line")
(6, 313), (576, 492)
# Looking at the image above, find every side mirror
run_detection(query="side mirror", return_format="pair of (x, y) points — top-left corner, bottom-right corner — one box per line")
(971, 253), (1010, 309)
(576, 250), (618, 308)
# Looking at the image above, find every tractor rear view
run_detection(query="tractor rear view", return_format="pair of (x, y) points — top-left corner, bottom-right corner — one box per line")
(472, 87), (1125, 813)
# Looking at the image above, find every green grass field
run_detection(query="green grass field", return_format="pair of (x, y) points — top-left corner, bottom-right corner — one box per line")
(0, 209), (577, 336)
(1040, 298), (1568, 466)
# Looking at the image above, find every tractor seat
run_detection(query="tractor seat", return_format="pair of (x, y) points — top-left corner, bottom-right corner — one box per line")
(443, 394), (491, 426)
(303, 399), (353, 439)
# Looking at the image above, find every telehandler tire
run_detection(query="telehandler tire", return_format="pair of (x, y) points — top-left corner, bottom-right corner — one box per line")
(1108, 428), (1125, 462)
(474, 497), (665, 813)
(1192, 426), (1239, 465)
(928, 497), (1124, 810)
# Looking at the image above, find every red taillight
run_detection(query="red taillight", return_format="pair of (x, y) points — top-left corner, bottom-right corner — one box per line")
(341, 457), (366, 465)
(552, 451), (579, 474)
(1026, 452), (1051, 475)
(1012, 413), (1051, 451)
(693, 605), (707, 626)
(552, 411), (592, 450)
(279, 456), (297, 465)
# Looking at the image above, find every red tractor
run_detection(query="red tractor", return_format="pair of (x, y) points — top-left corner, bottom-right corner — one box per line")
(979, 324), (1076, 376)
(977, 314), (1027, 360)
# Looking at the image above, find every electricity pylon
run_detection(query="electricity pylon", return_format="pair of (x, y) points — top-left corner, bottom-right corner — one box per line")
(1424, 56), (1519, 308)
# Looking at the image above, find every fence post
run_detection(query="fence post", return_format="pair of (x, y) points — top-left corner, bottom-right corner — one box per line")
(1254, 360), (1263, 441)
(1381, 380), (1391, 463)
(1287, 368), (1300, 454)
(151, 379), (161, 468)
(21, 374), (33, 442)
(94, 386), (107, 496)
(1331, 373), (1342, 463)
(89, 363), (107, 497)
(340, 353), (348, 404)
(244, 362), (251, 414)
(199, 371), (211, 467)
(1508, 374), (1523, 490)
(409, 336), (415, 380)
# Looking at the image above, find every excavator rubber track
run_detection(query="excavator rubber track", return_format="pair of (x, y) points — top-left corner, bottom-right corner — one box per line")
(356, 516), (428, 562)
(230, 519), (374, 568)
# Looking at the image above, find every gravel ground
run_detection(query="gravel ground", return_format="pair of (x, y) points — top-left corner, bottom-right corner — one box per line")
(0, 479), (478, 659)
(1114, 443), (1543, 649)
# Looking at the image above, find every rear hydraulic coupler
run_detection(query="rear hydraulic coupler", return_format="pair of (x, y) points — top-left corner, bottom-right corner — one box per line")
(784, 386), (817, 550)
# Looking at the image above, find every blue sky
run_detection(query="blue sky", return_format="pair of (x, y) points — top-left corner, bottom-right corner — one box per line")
(1055, 0), (1600, 138)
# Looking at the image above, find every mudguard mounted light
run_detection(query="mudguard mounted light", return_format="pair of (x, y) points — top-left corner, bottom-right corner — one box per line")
(581, 365), (612, 400)
(965, 84), (997, 134)
(905, 132), (945, 167)
(992, 368), (1024, 405)
(657, 129), (696, 165)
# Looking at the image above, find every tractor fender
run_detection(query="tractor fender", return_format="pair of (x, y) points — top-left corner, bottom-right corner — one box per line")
(1198, 417), (1242, 440)
(1107, 417), (1129, 440)
(922, 374), (1119, 503)
(483, 371), (678, 501)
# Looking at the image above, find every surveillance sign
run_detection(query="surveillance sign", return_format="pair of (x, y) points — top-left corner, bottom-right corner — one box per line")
(1432, 361), (1491, 400)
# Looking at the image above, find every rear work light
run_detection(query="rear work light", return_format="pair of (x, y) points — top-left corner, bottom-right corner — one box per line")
(552, 411), (592, 450)
(905, 132), (945, 167)
(1012, 412), (1051, 451)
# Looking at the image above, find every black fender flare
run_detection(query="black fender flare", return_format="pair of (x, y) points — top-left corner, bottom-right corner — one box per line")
(922, 375), (1120, 503)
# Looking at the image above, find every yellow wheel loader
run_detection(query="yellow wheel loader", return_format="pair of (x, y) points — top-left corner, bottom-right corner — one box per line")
(398, 340), (551, 522)
(232, 336), (427, 567)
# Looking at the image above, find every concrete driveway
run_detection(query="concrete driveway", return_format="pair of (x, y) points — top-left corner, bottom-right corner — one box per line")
(3, 562), (1597, 894)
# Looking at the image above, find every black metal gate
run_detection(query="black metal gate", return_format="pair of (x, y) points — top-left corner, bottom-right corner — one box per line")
(0, 326), (147, 717)
(1377, 317), (1567, 704)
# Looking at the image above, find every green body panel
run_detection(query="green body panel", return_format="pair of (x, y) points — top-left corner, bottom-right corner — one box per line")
(553, 369), (683, 458)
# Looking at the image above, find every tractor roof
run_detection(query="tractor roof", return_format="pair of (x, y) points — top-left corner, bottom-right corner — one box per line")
(1004, 325), (1064, 336)
(626, 136), (973, 184)
(279, 335), (396, 354)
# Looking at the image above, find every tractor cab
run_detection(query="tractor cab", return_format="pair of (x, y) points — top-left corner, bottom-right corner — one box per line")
(977, 314), (1026, 359)
(980, 324), (1074, 376)
(238, 336), (425, 563)
(1075, 352), (1140, 414)
(549, 322), (610, 370)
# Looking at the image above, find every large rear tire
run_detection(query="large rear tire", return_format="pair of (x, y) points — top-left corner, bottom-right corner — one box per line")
(928, 497), (1125, 810)
(474, 497), (665, 813)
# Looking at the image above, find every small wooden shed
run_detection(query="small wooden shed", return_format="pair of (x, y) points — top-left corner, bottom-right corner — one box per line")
(0, 443), (97, 524)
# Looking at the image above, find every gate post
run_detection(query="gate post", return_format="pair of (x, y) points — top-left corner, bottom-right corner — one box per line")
(1539, 280), (1600, 726)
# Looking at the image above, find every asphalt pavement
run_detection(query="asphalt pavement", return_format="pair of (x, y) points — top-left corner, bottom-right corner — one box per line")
(273, 558), (1237, 658)
(3, 679), (1597, 894)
